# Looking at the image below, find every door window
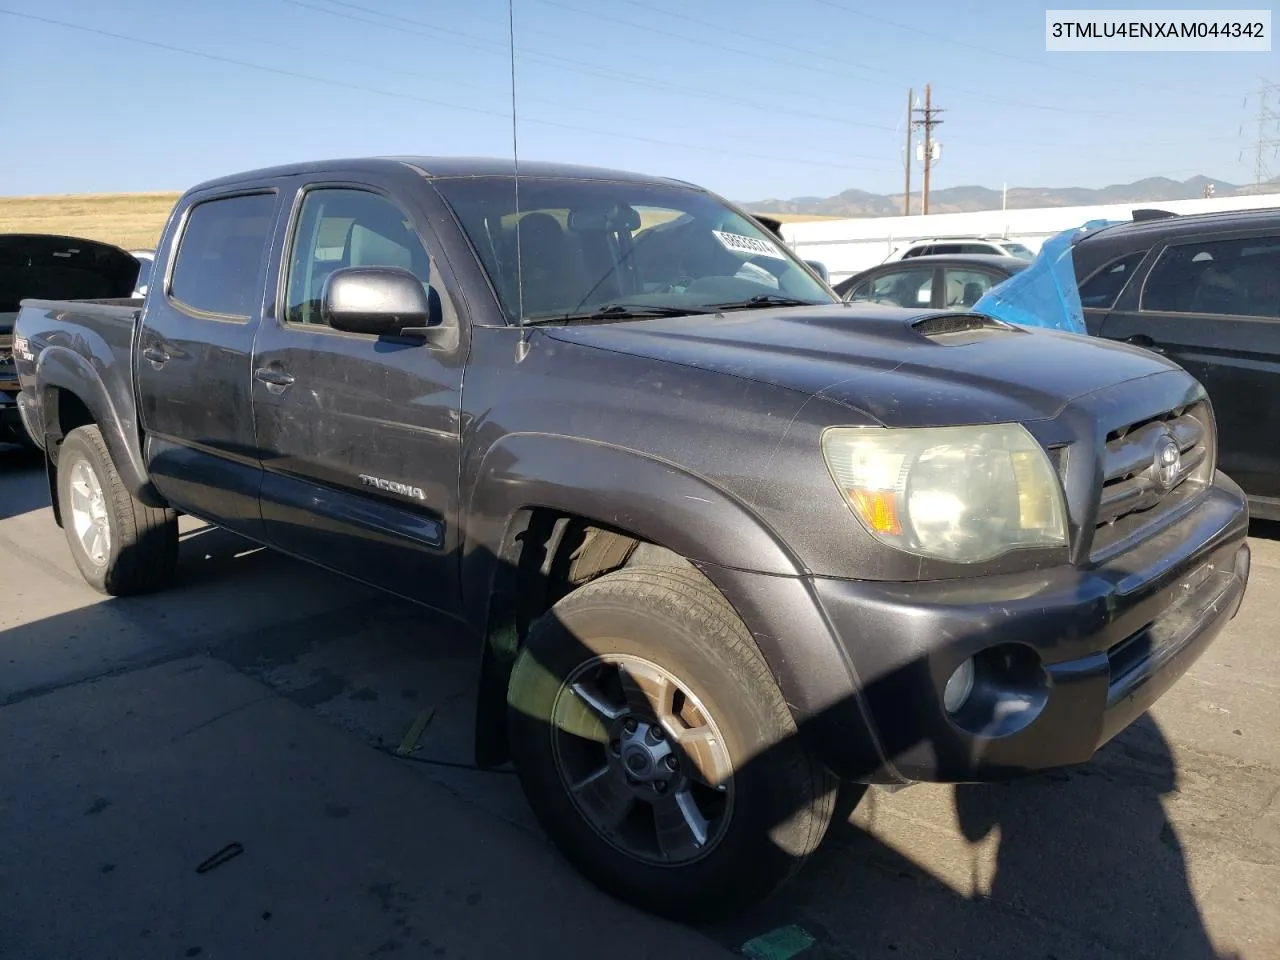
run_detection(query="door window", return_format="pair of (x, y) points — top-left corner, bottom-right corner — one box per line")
(285, 188), (432, 327)
(169, 193), (277, 318)
(1141, 236), (1280, 319)
(1079, 251), (1146, 309)
(942, 268), (999, 308)
(849, 268), (934, 307)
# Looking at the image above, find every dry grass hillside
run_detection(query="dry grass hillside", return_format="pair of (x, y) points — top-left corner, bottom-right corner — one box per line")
(0, 192), (181, 250)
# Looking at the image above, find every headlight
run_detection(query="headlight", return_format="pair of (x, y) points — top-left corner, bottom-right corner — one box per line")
(821, 423), (1067, 563)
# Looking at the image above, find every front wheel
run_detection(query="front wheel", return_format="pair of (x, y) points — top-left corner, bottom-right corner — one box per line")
(507, 565), (837, 921)
(57, 424), (178, 595)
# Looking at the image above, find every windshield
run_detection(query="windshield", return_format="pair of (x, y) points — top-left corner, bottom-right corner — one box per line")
(1002, 241), (1035, 260)
(432, 177), (835, 322)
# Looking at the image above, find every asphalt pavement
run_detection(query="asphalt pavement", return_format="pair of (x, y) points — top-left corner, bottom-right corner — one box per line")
(2, 443), (1277, 960)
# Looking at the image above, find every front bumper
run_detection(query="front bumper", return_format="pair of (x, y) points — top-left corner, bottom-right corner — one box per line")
(809, 476), (1250, 783)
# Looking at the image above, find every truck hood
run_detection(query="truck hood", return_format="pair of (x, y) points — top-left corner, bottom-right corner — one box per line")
(0, 234), (141, 331)
(541, 304), (1183, 427)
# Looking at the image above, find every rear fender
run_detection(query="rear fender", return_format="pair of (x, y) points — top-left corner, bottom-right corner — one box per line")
(36, 346), (164, 507)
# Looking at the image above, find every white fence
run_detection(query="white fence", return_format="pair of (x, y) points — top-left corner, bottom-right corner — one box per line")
(780, 191), (1280, 283)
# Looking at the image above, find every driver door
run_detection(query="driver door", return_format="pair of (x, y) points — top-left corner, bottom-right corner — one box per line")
(251, 178), (468, 612)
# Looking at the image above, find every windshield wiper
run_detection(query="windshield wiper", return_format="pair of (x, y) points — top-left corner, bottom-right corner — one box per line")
(521, 304), (707, 325)
(705, 294), (827, 311)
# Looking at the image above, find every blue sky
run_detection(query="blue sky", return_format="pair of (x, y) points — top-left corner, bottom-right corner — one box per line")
(0, 0), (1272, 200)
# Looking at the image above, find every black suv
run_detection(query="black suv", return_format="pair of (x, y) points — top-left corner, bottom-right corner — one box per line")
(1072, 208), (1280, 520)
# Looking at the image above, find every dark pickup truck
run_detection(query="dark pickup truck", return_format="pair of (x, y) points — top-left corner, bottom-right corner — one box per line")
(12, 157), (1252, 920)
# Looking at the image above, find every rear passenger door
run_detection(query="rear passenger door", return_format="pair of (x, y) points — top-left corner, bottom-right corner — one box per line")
(135, 189), (281, 539)
(250, 178), (467, 613)
(1099, 232), (1280, 505)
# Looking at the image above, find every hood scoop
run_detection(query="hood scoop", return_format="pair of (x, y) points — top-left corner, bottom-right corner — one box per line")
(911, 312), (1023, 345)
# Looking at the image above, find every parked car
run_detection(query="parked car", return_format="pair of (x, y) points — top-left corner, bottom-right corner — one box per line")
(885, 235), (1037, 262)
(0, 233), (141, 446)
(12, 157), (1251, 919)
(833, 253), (1030, 305)
(1067, 207), (1280, 520)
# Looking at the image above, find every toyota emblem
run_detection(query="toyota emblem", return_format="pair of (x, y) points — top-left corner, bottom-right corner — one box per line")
(1153, 433), (1181, 490)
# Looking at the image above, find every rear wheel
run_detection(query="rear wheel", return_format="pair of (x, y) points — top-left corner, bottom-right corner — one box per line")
(507, 565), (837, 921)
(57, 425), (178, 595)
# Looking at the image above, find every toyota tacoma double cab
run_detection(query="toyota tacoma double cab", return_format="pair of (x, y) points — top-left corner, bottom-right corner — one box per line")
(11, 157), (1252, 920)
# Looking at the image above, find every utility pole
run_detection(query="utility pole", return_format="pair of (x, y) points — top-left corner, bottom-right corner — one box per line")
(912, 83), (945, 215)
(1250, 79), (1280, 192)
(903, 87), (913, 216)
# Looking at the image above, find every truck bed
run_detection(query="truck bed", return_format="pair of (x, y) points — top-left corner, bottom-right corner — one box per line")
(12, 297), (145, 476)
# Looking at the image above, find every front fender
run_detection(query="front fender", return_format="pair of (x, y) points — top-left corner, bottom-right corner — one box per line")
(461, 432), (806, 626)
(462, 433), (891, 776)
(36, 346), (162, 506)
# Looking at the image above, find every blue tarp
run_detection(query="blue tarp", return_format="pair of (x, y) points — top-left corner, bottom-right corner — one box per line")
(973, 219), (1124, 335)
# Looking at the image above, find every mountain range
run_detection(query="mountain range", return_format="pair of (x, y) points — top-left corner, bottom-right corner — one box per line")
(743, 175), (1280, 218)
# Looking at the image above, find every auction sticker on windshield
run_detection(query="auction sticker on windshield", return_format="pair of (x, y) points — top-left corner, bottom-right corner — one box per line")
(712, 230), (788, 261)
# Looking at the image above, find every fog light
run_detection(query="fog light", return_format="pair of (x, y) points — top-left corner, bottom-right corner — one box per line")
(944, 658), (975, 714)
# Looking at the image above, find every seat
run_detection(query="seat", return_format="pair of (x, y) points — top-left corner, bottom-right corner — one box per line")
(510, 212), (578, 317)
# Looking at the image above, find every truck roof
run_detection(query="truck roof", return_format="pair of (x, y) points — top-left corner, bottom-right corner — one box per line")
(187, 156), (702, 194)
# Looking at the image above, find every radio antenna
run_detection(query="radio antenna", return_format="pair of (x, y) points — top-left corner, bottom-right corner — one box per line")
(508, 0), (525, 326)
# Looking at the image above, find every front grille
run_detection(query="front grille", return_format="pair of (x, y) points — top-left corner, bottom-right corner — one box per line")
(0, 333), (14, 384)
(1090, 402), (1214, 559)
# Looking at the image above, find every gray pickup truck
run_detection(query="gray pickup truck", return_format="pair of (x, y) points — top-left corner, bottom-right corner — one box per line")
(11, 157), (1252, 919)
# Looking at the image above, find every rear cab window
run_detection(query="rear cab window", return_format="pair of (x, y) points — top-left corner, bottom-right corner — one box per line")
(169, 192), (278, 318)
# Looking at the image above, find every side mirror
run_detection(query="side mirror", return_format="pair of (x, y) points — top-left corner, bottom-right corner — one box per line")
(322, 266), (436, 338)
(805, 260), (829, 283)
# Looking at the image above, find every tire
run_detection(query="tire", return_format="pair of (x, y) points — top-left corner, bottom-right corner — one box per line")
(507, 565), (837, 921)
(57, 424), (178, 596)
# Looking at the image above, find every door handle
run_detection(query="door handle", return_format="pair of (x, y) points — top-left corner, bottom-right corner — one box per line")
(142, 345), (170, 367)
(1123, 334), (1164, 354)
(254, 367), (296, 391)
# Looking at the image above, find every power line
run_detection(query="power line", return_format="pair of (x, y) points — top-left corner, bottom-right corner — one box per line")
(0, 8), (893, 175)
(221, 12), (872, 162)
(533, 0), (898, 92)
(287, 0), (899, 133)
(619, 0), (897, 82)
(534, 0), (1153, 123)
(803, 0), (1223, 103)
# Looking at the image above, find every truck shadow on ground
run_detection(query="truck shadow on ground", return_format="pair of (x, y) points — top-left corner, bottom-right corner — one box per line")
(764, 715), (1231, 960)
(0, 509), (1246, 960)
(1250, 518), (1280, 541)
(0, 444), (47, 520)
